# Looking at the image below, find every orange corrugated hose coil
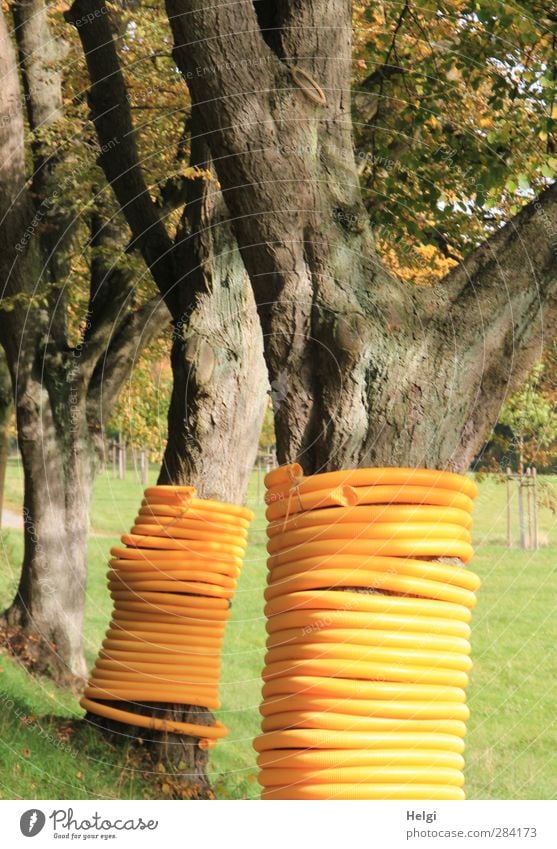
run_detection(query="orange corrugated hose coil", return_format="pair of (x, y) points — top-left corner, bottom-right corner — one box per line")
(255, 464), (480, 800)
(81, 485), (253, 748)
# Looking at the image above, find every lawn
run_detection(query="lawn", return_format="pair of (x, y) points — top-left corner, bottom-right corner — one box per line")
(0, 459), (556, 799)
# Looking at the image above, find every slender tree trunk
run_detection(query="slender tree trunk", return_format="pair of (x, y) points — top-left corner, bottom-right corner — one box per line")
(91, 132), (267, 798)
(1, 364), (93, 684)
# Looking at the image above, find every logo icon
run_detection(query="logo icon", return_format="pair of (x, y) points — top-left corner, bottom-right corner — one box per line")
(20, 809), (46, 837)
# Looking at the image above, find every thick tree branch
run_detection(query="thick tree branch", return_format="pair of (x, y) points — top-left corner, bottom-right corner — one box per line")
(442, 182), (557, 309)
(166, 0), (275, 109)
(86, 294), (170, 428)
(249, 0), (354, 126)
(77, 208), (139, 381)
(0, 9), (44, 359)
(66, 0), (178, 313)
(0, 9), (31, 265)
(11, 0), (66, 206)
(438, 180), (557, 402)
(165, 0), (557, 473)
(352, 62), (407, 124)
(11, 0), (64, 136)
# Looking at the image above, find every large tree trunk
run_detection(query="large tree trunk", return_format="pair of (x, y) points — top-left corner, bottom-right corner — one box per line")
(167, 0), (557, 474)
(162, 5), (557, 804)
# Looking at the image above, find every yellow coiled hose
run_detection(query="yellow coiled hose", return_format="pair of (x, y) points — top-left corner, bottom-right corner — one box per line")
(81, 485), (253, 747)
(255, 465), (479, 799)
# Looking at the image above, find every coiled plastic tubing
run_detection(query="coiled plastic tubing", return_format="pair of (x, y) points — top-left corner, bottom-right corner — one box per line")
(81, 485), (253, 748)
(255, 464), (480, 799)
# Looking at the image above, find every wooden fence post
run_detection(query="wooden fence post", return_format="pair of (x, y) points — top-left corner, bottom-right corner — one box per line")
(526, 467), (533, 550)
(518, 472), (526, 550)
(506, 466), (513, 548)
(532, 466), (539, 551)
(140, 450), (149, 485)
(118, 433), (125, 480)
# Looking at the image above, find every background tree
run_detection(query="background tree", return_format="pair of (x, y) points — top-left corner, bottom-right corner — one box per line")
(0, 2), (169, 681)
(0, 0), (267, 690)
(352, 1), (557, 256)
(496, 361), (557, 472)
(108, 337), (172, 462)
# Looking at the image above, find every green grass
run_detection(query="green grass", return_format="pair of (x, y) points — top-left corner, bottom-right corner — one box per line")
(1, 459), (556, 799)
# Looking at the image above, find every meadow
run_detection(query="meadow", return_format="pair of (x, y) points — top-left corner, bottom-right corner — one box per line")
(0, 460), (555, 799)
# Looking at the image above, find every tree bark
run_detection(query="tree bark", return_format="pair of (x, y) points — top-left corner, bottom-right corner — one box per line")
(87, 152), (266, 796)
(0, 350), (12, 528)
(167, 0), (557, 474)
(69, 1), (268, 795)
(4, 395), (91, 683)
(158, 115), (266, 502)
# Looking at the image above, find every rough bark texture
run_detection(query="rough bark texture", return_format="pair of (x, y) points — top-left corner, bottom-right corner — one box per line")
(68, 1), (267, 794)
(6, 368), (92, 683)
(11, 0), (64, 130)
(158, 115), (266, 502)
(87, 152), (265, 796)
(166, 0), (557, 474)
(68, 2), (267, 500)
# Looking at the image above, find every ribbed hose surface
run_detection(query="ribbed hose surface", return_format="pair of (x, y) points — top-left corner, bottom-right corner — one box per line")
(255, 465), (479, 799)
(81, 485), (253, 747)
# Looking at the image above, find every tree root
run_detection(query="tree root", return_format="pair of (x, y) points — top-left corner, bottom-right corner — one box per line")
(0, 620), (84, 691)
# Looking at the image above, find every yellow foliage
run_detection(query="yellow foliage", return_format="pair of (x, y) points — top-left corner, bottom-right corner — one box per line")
(379, 240), (458, 286)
